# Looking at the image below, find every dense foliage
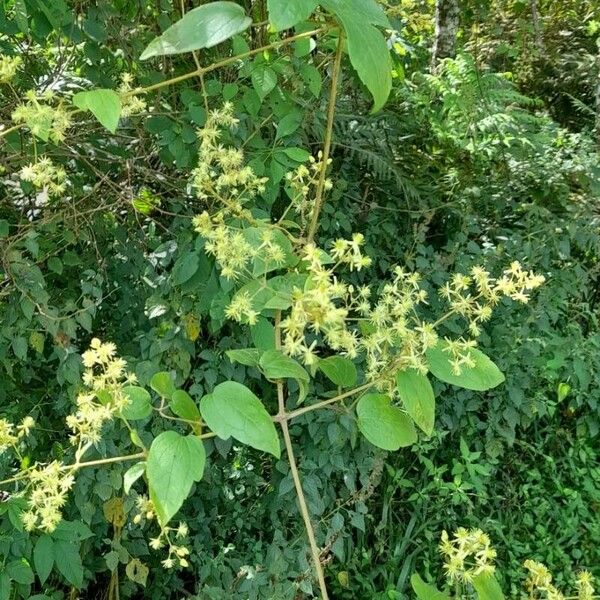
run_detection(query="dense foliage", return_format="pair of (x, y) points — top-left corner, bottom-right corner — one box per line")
(0, 1), (599, 599)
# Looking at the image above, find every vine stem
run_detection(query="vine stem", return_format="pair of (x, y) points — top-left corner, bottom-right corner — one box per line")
(275, 313), (329, 599)
(285, 382), (372, 421)
(307, 29), (344, 243)
(134, 27), (330, 96)
(0, 123), (24, 140)
(0, 452), (147, 488)
(69, 452), (146, 471)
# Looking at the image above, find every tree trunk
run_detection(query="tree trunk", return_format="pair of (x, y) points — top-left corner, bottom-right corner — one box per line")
(530, 0), (546, 58)
(596, 43), (600, 148)
(431, 0), (460, 69)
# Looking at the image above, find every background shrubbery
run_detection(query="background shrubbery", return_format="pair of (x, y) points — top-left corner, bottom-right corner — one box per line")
(1, 0), (599, 598)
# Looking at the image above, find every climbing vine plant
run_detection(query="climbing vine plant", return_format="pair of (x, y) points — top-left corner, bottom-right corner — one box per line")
(0, 1), (546, 598)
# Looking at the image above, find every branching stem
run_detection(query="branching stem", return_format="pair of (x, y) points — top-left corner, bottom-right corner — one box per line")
(275, 313), (329, 599)
(133, 28), (330, 96)
(307, 29), (344, 243)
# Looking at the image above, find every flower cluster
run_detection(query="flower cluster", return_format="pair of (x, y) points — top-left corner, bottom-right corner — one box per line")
(440, 262), (546, 337)
(281, 241), (366, 365)
(67, 339), (136, 447)
(0, 54), (21, 83)
(194, 212), (286, 280)
(133, 497), (191, 569)
(225, 291), (259, 325)
(133, 494), (156, 523)
(439, 528), (497, 583)
(118, 73), (147, 117)
(524, 560), (564, 600)
(284, 153), (333, 230)
(523, 561), (596, 600)
(191, 102), (267, 203)
(281, 243), (430, 378)
(0, 416), (34, 454)
(214, 224), (543, 393)
(360, 266), (437, 385)
(12, 90), (71, 143)
(20, 157), (67, 197)
(194, 212), (255, 279)
(149, 522), (191, 569)
(576, 571), (595, 600)
(22, 461), (75, 532)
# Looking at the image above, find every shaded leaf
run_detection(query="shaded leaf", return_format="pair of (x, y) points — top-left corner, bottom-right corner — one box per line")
(172, 252), (200, 285)
(33, 536), (54, 585)
(251, 64), (277, 100)
(53, 541), (83, 588)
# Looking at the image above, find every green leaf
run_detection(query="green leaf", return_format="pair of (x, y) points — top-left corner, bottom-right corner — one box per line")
(226, 348), (262, 367)
(411, 573), (452, 600)
(251, 64), (277, 100)
(170, 390), (201, 422)
(323, 0), (389, 27)
(259, 350), (309, 383)
(14, 0), (28, 34)
(200, 381), (280, 457)
(140, 1), (252, 60)
(0, 573), (9, 600)
(426, 343), (505, 391)
(318, 356), (357, 387)
(52, 520), (94, 542)
(33, 536), (54, 585)
(321, 0), (391, 112)
(281, 147), (311, 162)
(6, 560), (34, 585)
(260, 349), (309, 402)
(267, 0), (317, 30)
(0, 220), (9, 238)
(172, 252), (200, 285)
(250, 317), (276, 350)
(356, 393), (417, 451)
(146, 432), (206, 525)
(123, 462), (146, 495)
(53, 540), (83, 588)
(150, 372), (176, 399)
(72, 89), (122, 133)
(35, 0), (72, 29)
(121, 386), (152, 420)
(275, 112), (302, 140)
(7, 498), (25, 531)
(343, 22), (391, 113)
(473, 573), (505, 600)
(396, 369), (435, 435)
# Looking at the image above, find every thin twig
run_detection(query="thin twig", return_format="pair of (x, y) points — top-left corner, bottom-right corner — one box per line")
(307, 29), (344, 242)
(275, 313), (330, 599)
